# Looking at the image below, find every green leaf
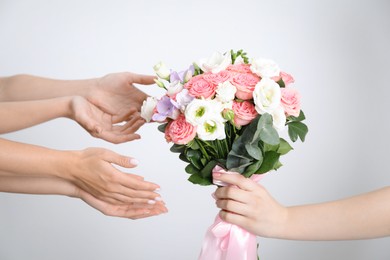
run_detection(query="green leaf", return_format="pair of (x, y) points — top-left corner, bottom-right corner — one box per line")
(188, 140), (200, 150)
(200, 160), (218, 179)
(226, 150), (252, 173)
(277, 138), (293, 155)
(186, 149), (203, 169)
(179, 152), (190, 163)
(264, 143), (279, 152)
(243, 159), (263, 177)
(185, 164), (199, 174)
(188, 174), (212, 186)
(277, 78), (285, 88)
(258, 114), (280, 145)
(158, 123), (168, 133)
(245, 143), (262, 160)
(288, 121), (308, 142)
(287, 110), (306, 122)
(170, 144), (186, 153)
(256, 151), (280, 174)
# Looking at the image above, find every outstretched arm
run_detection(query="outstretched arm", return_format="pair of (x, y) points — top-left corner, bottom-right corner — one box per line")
(213, 173), (390, 240)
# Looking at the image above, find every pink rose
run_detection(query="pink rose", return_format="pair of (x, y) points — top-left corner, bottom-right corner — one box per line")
(165, 115), (197, 144)
(281, 88), (301, 117)
(184, 75), (217, 99)
(203, 70), (232, 86)
(226, 63), (252, 74)
(232, 101), (258, 126)
(231, 73), (260, 100)
(273, 71), (295, 87)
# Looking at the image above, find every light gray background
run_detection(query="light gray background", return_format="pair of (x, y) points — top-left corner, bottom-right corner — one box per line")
(1, 0), (389, 259)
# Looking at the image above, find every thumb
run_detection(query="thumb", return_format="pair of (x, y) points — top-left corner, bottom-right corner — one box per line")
(129, 73), (156, 85)
(103, 150), (139, 169)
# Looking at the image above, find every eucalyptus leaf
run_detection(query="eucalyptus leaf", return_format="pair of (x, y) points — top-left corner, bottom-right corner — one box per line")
(258, 114), (280, 145)
(245, 143), (262, 160)
(186, 149), (203, 169)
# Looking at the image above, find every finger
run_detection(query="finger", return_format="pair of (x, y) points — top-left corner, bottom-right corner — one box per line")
(213, 173), (259, 191)
(112, 107), (138, 124)
(215, 198), (250, 217)
(214, 186), (252, 203)
(129, 73), (156, 85)
(97, 130), (140, 144)
(219, 210), (248, 227)
(102, 149), (140, 169)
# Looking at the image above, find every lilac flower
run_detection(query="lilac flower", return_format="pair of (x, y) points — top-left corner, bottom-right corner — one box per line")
(152, 95), (180, 122)
(176, 89), (195, 111)
(170, 65), (195, 83)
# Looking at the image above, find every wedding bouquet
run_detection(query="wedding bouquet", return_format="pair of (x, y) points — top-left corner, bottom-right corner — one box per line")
(141, 50), (308, 259)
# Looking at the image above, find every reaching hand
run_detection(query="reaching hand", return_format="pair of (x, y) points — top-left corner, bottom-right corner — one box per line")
(87, 72), (155, 124)
(64, 147), (162, 206)
(70, 96), (144, 144)
(75, 187), (167, 219)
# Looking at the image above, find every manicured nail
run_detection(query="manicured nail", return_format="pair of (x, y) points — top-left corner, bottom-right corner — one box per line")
(129, 158), (139, 166)
(154, 197), (163, 202)
(154, 188), (161, 192)
(211, 192), (216, 200)
(148, 200), (156, 205)
(213, 172), (221, 178)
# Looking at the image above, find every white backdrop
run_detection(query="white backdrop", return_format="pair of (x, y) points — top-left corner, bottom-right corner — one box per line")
(1, 0), (389, 259)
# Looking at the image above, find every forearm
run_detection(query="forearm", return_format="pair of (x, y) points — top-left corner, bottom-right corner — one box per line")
(0, 96), (74, 133)
(0, 175), (76, 196)
(281, 187), (390, 240)
(0, 74), (96, 101)
(0, 138), (74, 179)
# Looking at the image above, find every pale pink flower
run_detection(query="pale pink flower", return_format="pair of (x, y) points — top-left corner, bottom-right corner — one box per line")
(273, 71), (295, 87)
(226, 63), (252, 74)
(231, 73), (260, 100)
(281, 88), (301, 117)
(184, 75), (217, 99)
(165, 115), (197, 144)
(203, 70), (232, 86)
(232, 101), (258, 126)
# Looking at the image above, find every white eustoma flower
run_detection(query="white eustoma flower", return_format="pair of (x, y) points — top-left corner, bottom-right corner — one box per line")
(271, 106), (287, 133)
(198, 51), (231, 73)
(153, 61), (170, 80)
(176, 89), (194, 111)
(140, 96), (158, 122)
(216, 81), (237, 104)
(253, 77), (281, 114)
(197, 118), (226, 141)
(250, 58), (280, 78)
(166, 80), (183, 97)
(184, 99), (224, 126)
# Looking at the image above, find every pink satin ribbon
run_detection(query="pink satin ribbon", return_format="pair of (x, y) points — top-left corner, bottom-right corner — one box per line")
(198, 166), (264, 260)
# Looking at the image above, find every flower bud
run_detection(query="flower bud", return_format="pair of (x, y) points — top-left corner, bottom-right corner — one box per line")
(153, 61), (170, 80)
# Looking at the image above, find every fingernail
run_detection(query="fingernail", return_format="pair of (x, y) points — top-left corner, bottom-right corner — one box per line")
(154, 188), (161, 192)
(211, 192), (216, 200)
(154, 197), (163, 202)
(148, 200), (156, 205)
(129, 158), (139, 166)
(212, 172), (221, 178)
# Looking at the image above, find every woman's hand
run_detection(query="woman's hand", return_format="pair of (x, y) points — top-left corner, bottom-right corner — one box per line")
(70, 96), (144, 143)
(213, 173), (288, 238)
(62, 147), (162, 206)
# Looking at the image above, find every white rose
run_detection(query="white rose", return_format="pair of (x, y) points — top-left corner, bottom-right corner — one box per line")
(216, 81), (237, 104)
(185, 99), (224, 126)
(198, 51), (231, 73)
(140, 97), (158, 122)
(176, 89), (194, 111)
(250, 58), (280, 78)
(253, 77), (281, 114)
(197, 118), (226, 141)
(270, 106), (287, 133)
(166, 80), (183, 97)
(153, 61), (170, 80)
